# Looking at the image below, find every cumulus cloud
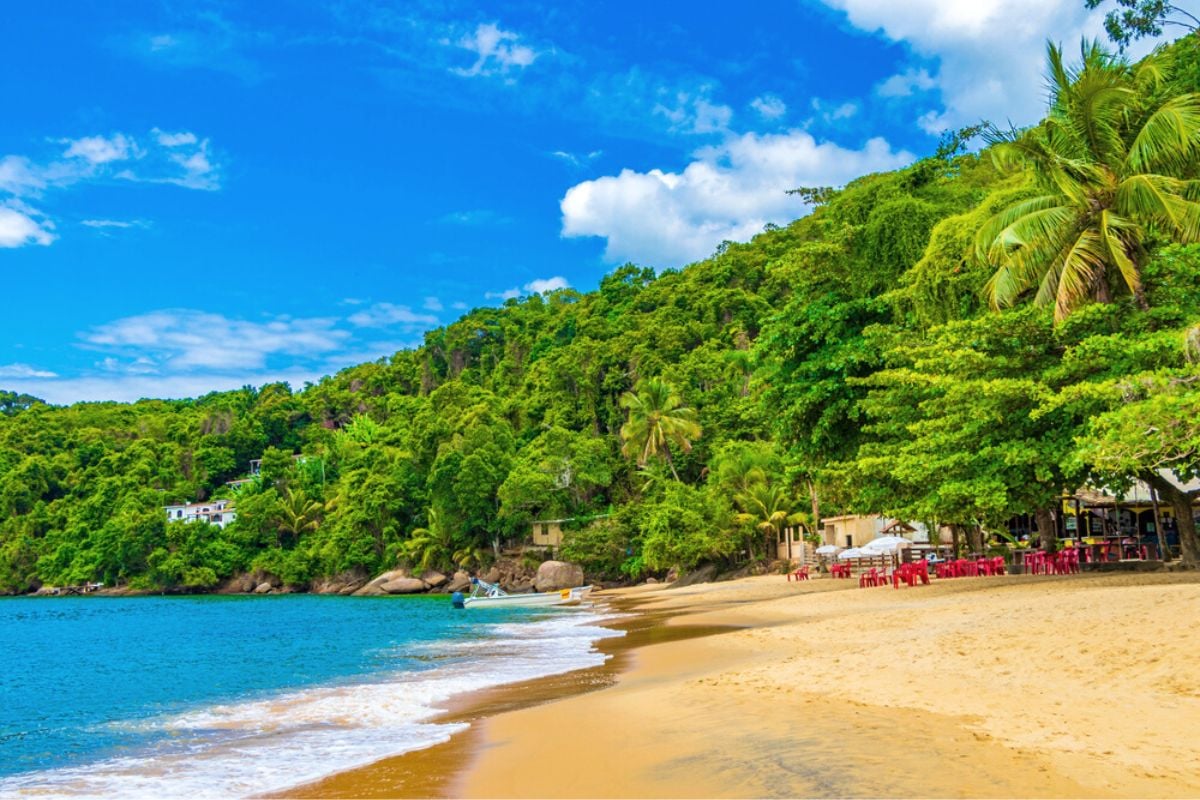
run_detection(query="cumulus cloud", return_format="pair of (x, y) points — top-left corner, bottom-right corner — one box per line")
(561, 130), (913, 267)
(82, 309), (349, 371)
(0, 202), (55, 248)
(524, 276), (570, 293)
(0, 363), (58, 379)
(450, 23), (539, 77)
(346, 303), (440, 328)
(817, 0), (1161, 132)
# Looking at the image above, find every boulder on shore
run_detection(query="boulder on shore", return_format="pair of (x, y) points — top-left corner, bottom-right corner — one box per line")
(253, 582), (273, 594)
(534, 560), (584, 592)
(381, 577), (428, 594)
(446, 571), (472, 593)
(421, 571), (448, 589)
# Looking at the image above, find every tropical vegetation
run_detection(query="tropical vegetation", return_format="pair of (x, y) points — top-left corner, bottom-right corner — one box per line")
(4, 33), (1200, 593)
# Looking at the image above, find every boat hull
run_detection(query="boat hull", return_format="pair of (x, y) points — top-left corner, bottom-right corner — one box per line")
(463, 586), (592, 609)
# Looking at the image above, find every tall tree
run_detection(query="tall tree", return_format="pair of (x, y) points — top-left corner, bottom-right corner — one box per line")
(619, 378), (701, 482)
(977, 41), (1200, 321)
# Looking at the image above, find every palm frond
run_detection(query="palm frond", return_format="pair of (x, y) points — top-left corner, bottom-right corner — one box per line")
(1125, 94), (1200, 175)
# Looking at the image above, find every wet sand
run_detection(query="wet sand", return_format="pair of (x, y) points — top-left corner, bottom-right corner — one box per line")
(282, 571), (1200, 799)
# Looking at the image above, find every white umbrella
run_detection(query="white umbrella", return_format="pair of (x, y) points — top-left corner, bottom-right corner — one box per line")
(837, 548), (869, 560)
(863, 535), (911, 552)
(815, 544), (840, 555)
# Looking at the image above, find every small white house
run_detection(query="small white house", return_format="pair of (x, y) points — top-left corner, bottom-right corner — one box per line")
(164, 499), (237, 528)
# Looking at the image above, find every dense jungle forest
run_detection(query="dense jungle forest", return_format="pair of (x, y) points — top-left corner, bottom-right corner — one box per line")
(5, 35), (1200, 592)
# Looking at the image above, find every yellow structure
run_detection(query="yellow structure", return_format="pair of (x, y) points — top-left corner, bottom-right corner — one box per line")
(531, 519), (566, 548)
(821, 514), (887, 548)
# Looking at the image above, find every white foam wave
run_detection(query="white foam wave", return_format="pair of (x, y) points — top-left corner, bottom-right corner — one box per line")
(0, 608), (625, 798)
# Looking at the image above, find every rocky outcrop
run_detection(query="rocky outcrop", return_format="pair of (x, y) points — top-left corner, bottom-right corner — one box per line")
(253, 582), (273, 594)
(311, 570), (369, 595)
(380, 577), (428, 594)
(534, 560), (584, 592)
(446, 571), (471, 593)
(421, 571), (448, 589)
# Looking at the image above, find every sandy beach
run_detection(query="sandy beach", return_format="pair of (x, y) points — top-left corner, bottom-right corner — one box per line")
(289, 571), (1200, 799)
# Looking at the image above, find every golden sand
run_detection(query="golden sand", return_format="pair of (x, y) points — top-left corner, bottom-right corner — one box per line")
(285, 571), (1200, 799)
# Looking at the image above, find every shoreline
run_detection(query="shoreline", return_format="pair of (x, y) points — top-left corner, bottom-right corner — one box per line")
(273, 589), (730, 798)
(282, 571), (1200, 799)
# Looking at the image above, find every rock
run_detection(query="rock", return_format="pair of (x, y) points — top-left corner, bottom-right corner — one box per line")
(664, 567), (679, 583)
(670, 564), (716, 588)
(421, 571), (448, 589)
(510, 579), (535, 593)
(481, 567), (501, 584)
(353, 582), (387, 596)
(645, 577), (659, 584)
(534, 560), (584, 592)
(446, 571), (472, 593)
(254, 582), (273, 594)
(380, 577), (428, 594)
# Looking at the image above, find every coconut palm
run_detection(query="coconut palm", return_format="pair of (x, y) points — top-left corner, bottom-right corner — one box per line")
(273, 487), (322, 548)
(976, 41), (1200, 322)
(619, 378), (702, 481)
(734, 479), (809, 560)
(404, 508), (458, 573)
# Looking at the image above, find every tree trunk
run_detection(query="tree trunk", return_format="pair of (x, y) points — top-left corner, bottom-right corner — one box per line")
(662, 447), (681, 482)
(1144, 473), (1200, 565)
(808, 480), (820, 533)
(966, 525), (984, 555)
(1035, 507), (1058, 553)
(951, 524), (962, 557)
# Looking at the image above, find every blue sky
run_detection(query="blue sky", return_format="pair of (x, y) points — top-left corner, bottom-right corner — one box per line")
(0, 0), (1155, 403)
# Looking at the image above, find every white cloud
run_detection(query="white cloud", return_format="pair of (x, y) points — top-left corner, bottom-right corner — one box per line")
(450, 23), (539, 77)
(83, 309), (349, 371)
(61, 134), (135, 165)
(437, 209), (511, 225)
(654, 92), (733, 135)
(0, 203), (55, 248)
(153, 128), (198, 147)
(817, 0), (1163, 132)
(876, 67), (937, 98)
(0, 363), (58, 379)
(0, 128), (222, 245)
(422, 296), (444, 311)
(561, 129), (913, 267)
(750, 95), (787, 119)
(485, 287), (521, 301)
(451, 301), (469, 310)
(346, 302), (440, 328)
(82, 218), (149, 230)
(551, 149), (603, 167)
(524, 276), (570, 293)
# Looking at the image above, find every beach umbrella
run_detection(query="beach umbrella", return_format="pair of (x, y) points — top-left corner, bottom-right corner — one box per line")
(837, 548), (868, 559)
(863, 535), (911, 552)
(815, 544), (840, 555)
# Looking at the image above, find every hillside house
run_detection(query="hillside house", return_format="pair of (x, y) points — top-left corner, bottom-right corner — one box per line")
(164, 499), (237, 529)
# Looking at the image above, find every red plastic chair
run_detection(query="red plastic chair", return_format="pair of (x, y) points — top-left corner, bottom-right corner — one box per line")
(787, 565), (809, 582)
(991, 556), (1006, 576)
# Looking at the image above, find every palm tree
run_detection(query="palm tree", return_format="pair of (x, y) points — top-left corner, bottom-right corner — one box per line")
(976, 41), (1200, 322)
(734, 479), (809, 561)
(404, 508), (458, 573)
(274, 487), (322, 548)
(619, 378), (702, 481)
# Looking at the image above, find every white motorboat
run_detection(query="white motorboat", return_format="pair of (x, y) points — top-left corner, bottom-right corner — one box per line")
(456, 577), (592, 609)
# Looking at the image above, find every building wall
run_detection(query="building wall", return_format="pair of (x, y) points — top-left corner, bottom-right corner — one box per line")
(821, 515), (885, 548)
(531, 520), (564, 548)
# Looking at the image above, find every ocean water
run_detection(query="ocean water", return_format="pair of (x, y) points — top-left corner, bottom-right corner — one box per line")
(0, 594), (622, 797)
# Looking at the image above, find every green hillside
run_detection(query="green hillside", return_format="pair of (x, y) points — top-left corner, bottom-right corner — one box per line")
(5, 38), (1200, 592)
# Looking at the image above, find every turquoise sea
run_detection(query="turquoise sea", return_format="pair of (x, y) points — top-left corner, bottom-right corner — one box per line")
(0, 594), (620, 797)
